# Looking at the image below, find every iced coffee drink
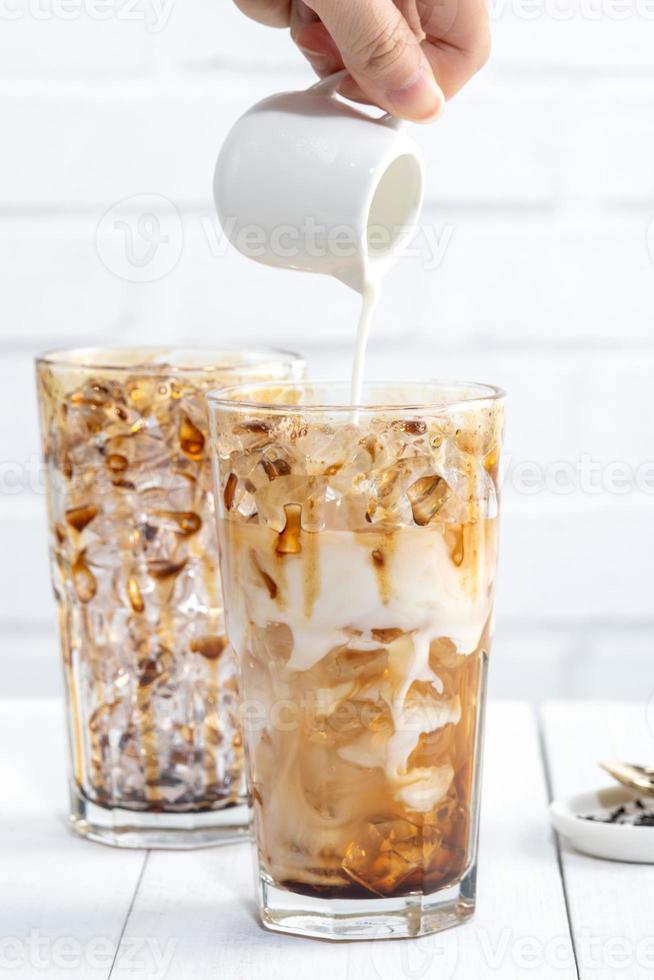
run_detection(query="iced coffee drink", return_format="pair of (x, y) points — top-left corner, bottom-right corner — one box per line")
(36, 347), (303, 847)
(209, 381), (504, 938)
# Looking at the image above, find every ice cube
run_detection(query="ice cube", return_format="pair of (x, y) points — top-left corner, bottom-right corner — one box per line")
(342, 817), (421, 895)
(179, 413), (205, 460)
(72, 551), (97, 603)
(65, 504), (98, 532)
(407, 475), (450, 526)
(276, 503), (302, 555)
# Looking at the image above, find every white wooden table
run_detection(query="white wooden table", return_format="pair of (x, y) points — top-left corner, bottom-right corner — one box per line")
(1, 700), (652, 980)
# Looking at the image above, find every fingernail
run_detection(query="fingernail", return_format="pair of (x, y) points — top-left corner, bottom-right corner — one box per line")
(387, 65), (443, 122)
(296, 0), (317, 22)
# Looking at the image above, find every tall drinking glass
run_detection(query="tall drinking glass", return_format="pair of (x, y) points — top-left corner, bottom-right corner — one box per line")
(209, 380), (504, 939)
(36, 347), (304, 848)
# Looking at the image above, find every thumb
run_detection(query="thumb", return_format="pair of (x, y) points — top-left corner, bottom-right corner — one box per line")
(309, 0), (443, 122)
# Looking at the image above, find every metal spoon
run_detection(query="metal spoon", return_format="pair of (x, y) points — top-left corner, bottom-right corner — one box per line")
(600, 761), (654, 796)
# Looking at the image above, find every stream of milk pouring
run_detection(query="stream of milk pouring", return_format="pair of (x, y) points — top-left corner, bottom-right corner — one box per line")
(350, 279), (380, 407)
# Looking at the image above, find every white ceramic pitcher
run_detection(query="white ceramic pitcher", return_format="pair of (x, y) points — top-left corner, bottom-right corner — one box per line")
(213, 71), (425, 293)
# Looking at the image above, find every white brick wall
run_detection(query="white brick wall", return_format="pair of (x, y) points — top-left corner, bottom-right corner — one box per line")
(2, 1), (654, 698)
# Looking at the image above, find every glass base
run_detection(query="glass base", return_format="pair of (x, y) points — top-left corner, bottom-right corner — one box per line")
(69, 782), (250, 849)
(258, 867), (476, 941)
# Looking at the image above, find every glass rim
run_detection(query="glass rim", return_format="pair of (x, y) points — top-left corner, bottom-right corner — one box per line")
(207, 379), (506, 414)
(35, 345), (304, 375)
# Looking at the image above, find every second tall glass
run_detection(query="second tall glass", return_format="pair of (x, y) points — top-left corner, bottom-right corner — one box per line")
(36, 347), (304, 848)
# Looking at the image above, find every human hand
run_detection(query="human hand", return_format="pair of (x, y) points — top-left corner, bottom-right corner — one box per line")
(233, 0), (490, 122)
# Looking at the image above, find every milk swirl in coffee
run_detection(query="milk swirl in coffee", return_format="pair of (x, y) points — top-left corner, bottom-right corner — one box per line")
(213, 386), (502, 900)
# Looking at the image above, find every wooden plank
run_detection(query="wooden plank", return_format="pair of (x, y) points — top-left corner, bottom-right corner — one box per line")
(543, 700), (654, 980)
(453, 702), (576, 980)
(0, 699), (145, 980)
(112, 702), (574, 979)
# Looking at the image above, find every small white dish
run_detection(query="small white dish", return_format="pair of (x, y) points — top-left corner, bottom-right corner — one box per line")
(549, 785), (654, 863)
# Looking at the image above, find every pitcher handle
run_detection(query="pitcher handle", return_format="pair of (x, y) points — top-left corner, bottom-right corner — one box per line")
(380, 112), (407, 132)
(309, 69), (348, 96)
(309, 71), (407, 130)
